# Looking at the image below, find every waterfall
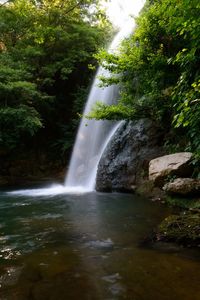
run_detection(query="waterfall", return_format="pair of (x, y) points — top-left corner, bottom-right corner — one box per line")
(64, 24), (135, 191)
(8, 1), (145, 196)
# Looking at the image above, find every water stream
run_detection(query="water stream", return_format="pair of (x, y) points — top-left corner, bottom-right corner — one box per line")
(64, 23), (134, 191)
(64, 1), (146, 192)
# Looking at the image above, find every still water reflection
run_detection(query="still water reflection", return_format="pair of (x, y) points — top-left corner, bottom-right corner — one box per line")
(0, 190), (200, 299)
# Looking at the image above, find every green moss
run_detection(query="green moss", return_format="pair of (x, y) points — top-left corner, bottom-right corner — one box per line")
(165, 196), (200, 210)
(158, 212), (200, 245)
(136, 180), (154, 196)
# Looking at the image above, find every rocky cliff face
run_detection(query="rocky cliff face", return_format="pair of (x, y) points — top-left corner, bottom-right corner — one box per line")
(96, 119), (164, 192)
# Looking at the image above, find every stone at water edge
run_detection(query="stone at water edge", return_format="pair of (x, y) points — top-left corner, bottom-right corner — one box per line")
(157, 212), (200, 246)
(96, 119), (164, 192)
(163, 178), (200, 196)
(149, 152), (193, 187)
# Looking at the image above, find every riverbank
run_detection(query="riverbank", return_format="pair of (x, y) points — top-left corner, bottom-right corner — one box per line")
(0, 151), (66, 188)
(135, 181), (200, 248)
(155, 196), (200, 246)
(0, 168), (65, 190)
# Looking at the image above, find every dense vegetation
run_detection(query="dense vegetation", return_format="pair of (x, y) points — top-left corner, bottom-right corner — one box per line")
(89, 0), (200, 160)
(0, 0), (111, 165)
(1, 0), (199, 181)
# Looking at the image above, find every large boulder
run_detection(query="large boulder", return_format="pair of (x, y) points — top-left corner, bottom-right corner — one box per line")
(149, 152), (193, 187)
(163, 178), (200, 196)
(96, 119), (164, 192)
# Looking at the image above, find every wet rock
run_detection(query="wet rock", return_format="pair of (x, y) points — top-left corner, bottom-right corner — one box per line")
(163, 178), (200, 196)
(149, 152), (193, 187)
(136, 180), (166, 200)
(96, 119), (164, 192)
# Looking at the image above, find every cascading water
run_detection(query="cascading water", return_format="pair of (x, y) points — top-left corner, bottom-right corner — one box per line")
(64, 27), (133, 191)
(8, 1), (145, 196)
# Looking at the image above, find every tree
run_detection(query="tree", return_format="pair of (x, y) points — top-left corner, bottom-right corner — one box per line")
(88, 0), (200, 157)
(0, 0), (112, 154)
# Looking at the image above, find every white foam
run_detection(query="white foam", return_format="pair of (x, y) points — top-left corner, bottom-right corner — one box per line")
(7, 184), (93, 197)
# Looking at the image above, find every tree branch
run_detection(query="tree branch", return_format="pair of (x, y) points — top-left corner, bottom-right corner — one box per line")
(65, 0), (86, 15)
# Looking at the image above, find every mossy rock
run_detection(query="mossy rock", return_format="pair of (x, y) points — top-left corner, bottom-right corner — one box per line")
(136, 180), (166, 200)
(157, 211), (200, 246)
(165, 196), (200, 209)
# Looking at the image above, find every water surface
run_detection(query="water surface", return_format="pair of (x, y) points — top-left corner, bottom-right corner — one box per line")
(0, 190), (200, 299)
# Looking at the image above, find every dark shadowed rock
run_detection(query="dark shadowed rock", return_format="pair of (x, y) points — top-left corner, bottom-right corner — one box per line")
(96, 119), (164, 192)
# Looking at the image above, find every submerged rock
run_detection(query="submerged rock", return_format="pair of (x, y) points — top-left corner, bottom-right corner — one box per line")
(96, 119), (164, 192)
(163, 178), (200, 196)
(149, 152), (193, 187)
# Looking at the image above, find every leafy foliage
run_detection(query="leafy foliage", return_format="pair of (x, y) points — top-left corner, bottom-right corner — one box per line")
(0, 105), (42, 149)
(0, 0), (111, 154)
(91, 0), (200, 158)
(87, 102), (134, 120)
